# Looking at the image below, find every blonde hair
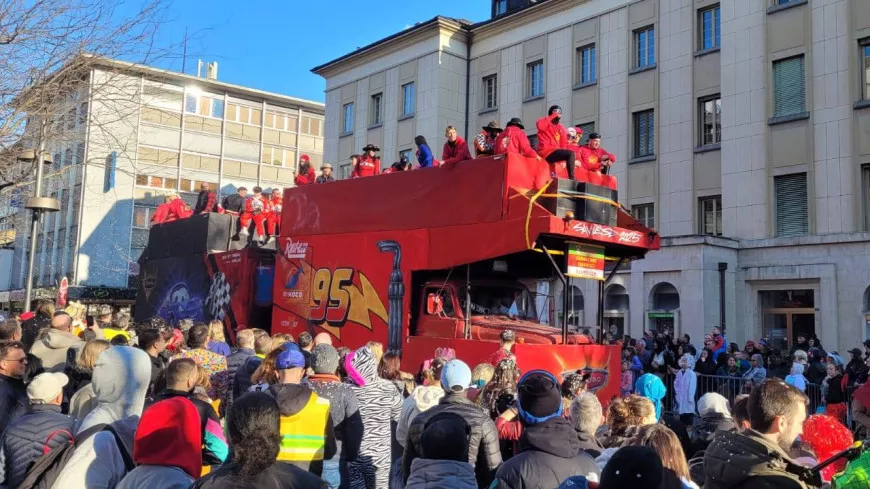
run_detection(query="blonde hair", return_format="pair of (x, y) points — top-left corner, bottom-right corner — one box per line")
(628, 424), (691, 482)
(271, 333), (293, 351)
(77, 340), (111, 370)
(444, 126), (456, 137)
(65, 301), (87, 322)
(607, 395), (656, 436)
(366, 341), (384, 364)
(471, 363), (495, 386)
(196, 364), (212, 392)
(251, 346), (283, 385)
(208, 320), (225, 343)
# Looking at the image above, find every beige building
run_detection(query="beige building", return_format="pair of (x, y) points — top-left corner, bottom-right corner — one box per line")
(314, 0), (870, 352)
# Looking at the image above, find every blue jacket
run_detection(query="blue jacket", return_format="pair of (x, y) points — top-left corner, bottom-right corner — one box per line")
(0, 403), (76, 488)
(417, 144), (434, 168)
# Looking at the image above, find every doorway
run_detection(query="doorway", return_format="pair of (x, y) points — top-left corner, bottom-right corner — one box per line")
(760, 290), (815, 351)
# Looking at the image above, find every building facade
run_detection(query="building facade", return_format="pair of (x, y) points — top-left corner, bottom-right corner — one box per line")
(314, 0), (870, 352)
(0, 58), (324, 303)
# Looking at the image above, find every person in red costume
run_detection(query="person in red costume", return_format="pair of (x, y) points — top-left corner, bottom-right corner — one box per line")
(150, 195), (173, 225)
(441, 126), (472, 165)
(294, 155), (316, 186)
(352, 145), (381, 177)
(151, 194), (192, 225)
(239, 186), (269, 243)
(578, 132), (616, 174)
(494, 118), (541, 160)
(266, 188), (283, 238)
(536, 105), (575, 180)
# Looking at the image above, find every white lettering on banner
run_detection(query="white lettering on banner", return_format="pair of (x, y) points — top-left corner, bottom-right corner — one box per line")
(572, 223), (591, 235)
(591, 224), (616, 238)
(618, 231), (642, 244)
(284, 239), (309, 259)
(283, 291), (304, 299)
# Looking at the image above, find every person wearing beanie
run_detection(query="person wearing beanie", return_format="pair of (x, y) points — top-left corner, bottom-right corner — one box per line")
(295, 154), (316, 186)
(493, 370), (600, 489)
(115, 397), (202, 489)
(599, 446), (663, 489)
(405, 412), (478, 489)
(0, 372), (75, 488)
(403, 359), (502, 489)
(635, 373), (694, 459)
(307, 344), (363, 489)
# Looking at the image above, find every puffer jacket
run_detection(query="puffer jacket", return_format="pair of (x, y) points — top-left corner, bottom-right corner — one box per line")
(308, 373), (363, 465)
(397, 386), (445, 448)
(30, 329), (84, 373)
(691, 413), (736, 455)
(0, 403), (75, 488)
(0, 374), (27, 435)
(406, 459), (477, 489)
(704, 429), (821, 489)
(403, 391), (502, 489)
(494, 416), (600, 489)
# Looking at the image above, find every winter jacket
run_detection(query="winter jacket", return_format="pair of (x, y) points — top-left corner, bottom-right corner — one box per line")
(690, 413), (736, 455)
(148, 389), (229, 466)
(0, 374), (27, 435)
(535, 112), (568, 158)
(493, 416), (601, 489)
(743, 367), (767, 387)
(296, 165), (317, 186)
(75, 346), (152, 434)
(316, 174), (335, 183)
(495, 126), (538, 159)
(674, 360), (698, 415)
(116, 465), (195, 489)
(194, 189), (218, 214)
(406, 459), (478, 489)
(417, 144), (434, 168)
(21, 312), (52, 351)
(805, 360), (827, 386)
(268, 382), (337, 476)
(0, 403), (75, 488)
(825, 374), (845, 404)
(173, 347), (229, 401)
(69, 383), (98, 420)
(308, 373), (363, 465)
(397, 385), (445, 449)
(30, 329), (84, 372)
(50, 417), (138, 489)
(441, 137), (472, 165)
(193, 462), (327, 489)
(64, 362), (93, 406)
(403, 391), (502, 489)
(704, 429), (821, 489)
(233, 354), (262, 399)
(221, 193), (245, 215)
(578, 145), (616, 172)
(225, 347), (255, 403)
(575, 430), (605, 459)
(785, 364), (808, 392)
(207, 340), (231, 357)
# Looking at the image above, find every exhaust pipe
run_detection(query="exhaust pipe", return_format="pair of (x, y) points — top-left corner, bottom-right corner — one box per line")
(378, 240), (404, 354)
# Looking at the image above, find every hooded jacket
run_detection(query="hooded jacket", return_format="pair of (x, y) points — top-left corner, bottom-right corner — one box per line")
(308, 373), (363, 465)
(30, 329), (84, 373)
(406, 459), (478, 489)
(0, 403), (75, 488)
(494, 416), (600, 489)
(674, 354), (698, 415)
(53, 346), (152, 489)
(704, 429), (820, 489)
(397, 385), (445, 448)
(535, 112), (568, 158)
(148, 389), (229, 466)
(268, 382), (337, 476)
(690, 393), (736, 455)
(116, 397), (202, 489)
(785, 363), (808, 392)
(494, 126), (538, 159)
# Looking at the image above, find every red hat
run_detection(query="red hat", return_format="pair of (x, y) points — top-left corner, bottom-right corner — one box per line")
(134, 397), (202, 478)
(802, 414), (853, 482)
(300, 154), (310, 163)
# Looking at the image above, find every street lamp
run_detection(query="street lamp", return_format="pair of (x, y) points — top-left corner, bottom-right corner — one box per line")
(18, 134), (60, 312)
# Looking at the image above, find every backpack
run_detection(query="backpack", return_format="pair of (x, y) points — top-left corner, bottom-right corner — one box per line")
(18, 423), (135, 489)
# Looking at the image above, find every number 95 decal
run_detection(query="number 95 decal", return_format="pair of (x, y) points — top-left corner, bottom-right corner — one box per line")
(310, 268), (353, 325)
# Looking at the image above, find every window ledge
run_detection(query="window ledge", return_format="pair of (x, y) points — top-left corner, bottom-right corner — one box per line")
(629, 155), (657, 164)
(853, 99), (870, 110)
(479, 107), (499, 116)
(523, 95), (546, 103)
(694, 143), (722, 154)
(339, 131), (353, 138)
(398, 113), (415, 121)
(573, 80), (598, 90)
(767, 111), (810, 126)
(367, 123), (383, 130)
(629, 64), (657, 75)
(694, 47), (721, 58)
(767, 0), (808, 15)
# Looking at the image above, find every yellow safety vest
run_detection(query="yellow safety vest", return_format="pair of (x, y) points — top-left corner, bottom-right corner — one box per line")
(277, 392), (331, 463)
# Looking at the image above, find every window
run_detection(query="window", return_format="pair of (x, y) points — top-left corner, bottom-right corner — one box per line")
(342, 103), (354, 133)
(699, 196), (723, 236)
(76, 143), (85, 165)
(774, 173), (808, 237)
(632, 204), (655, 229)
(699, 5), (721, 50)
(635, 26), (656, 68)
(495, 0), (507, 15)
(65, 108), (76, 130)
(340, 164), (352, 179)
(577, 122), (595, 145)
(633, 110), (655, 158)
(64, 148), (72, 167)
(527, 61), (544, 98)
(861, 40), (870, 100)
(53, 152), (61, 171)
(133, 206), (155, 229)
(402, 83), (415, 117)
(371, 93), (383, 126)
(483, 75), (498, 110)
(300, 116), (323, 136)
(577, 45), (596, 84)
(699, 95), (722, 146)
(78, 102), (88, 126)
(184, 93), (224, 118)
(399, 149), (413, 164)
(863, 165), (870, 230)
(773, 56), (806, 117)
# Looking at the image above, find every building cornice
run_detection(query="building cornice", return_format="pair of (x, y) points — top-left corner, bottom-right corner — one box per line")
(469, 0), (579, 41)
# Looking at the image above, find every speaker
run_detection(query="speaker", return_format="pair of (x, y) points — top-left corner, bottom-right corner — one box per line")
(143, 213), (234, 260)
(539, 179), (618, 226)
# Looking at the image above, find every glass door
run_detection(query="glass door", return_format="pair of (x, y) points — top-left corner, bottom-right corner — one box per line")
(763, 312), (789, 352)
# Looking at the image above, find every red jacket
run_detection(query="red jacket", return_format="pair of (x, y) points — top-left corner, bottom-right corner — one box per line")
(294, 166), (316, 186)
(536, 112), (568, 158)
(441, 137), (472, 165)
(578, 145), (616, 172)
(245, 195), (268, 214)
(352, 156), (380, 178)
(271, 195), (283, 215)
(150, 203), (170, 225)
(495, 126), (538, 159)
(164, 198), (192, 223)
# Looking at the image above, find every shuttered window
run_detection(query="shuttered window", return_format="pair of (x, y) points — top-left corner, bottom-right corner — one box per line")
(633, 110), (655, 158)
(774, 173), (808, 237)
(773, 56), (805, 117)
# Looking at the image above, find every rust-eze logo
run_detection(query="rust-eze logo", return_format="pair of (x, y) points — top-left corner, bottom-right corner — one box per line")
(284, 239), (309, 259)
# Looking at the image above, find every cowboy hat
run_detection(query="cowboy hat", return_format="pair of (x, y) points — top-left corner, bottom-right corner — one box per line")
(362, 144), (380, 152)
(505, 118), (524, 130)
(482, 120), (503, 133)
(321, 163), (333, 170)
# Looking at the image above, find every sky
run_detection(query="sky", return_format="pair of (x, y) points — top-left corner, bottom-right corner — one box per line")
(139, 0), (492, 103)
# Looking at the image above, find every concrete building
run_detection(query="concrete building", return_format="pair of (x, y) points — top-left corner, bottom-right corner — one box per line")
(0, 57), (324, 304)
(314, 0), (870, 352)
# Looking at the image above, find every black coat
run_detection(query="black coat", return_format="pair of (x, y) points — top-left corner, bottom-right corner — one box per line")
(221, 193), (245, 215)
(233, 355), (262, 400)
(315, 175), (334, 184)
(0, 403), (75, 488)
(403, 392), (502, 489)
(494, 417), (600, 489)
(191, 461), (327, 489)
(690, 413), (736, 455)
(574, 429), (605, 459)
(21, 313), (52, 352)
(194, 190), (218, 213)
(0, 374), (27, 435)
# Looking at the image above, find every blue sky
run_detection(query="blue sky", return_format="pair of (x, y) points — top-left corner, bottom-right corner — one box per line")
(146, 1), (491, 103)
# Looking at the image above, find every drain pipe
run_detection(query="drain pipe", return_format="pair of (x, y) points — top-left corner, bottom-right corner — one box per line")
(463, 30), (471, 140)
(718, 262), (727, 332)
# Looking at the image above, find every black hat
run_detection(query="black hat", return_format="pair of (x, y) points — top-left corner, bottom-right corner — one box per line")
(548, 105), (562, 116)
(505, 117), (525, 130)
(864, 339), (870, 350)
(362, 144), (380, 152)
(599, 446), (663, 489)
(482, 120), (503, 133)
(588, 132), (602, 140)
(849, 348), (863, 356)
(517, 370), (563, 425)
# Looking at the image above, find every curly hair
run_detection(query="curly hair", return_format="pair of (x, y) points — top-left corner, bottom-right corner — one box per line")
(227, 392), (283, 477)
(606, 395), (656, 438)
(478, 358), (521, 417)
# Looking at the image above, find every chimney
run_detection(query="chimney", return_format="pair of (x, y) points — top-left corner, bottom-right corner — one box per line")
(206, 62), (218, 80)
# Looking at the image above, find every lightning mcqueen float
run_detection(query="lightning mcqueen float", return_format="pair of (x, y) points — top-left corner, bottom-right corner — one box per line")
(273, 154), (659, 402)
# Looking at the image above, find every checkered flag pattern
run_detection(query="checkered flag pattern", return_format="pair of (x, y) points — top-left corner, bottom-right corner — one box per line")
(207, 272), (231, 321)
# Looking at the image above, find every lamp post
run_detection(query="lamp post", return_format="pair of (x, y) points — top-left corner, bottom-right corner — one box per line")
(21, 121), (60, 312)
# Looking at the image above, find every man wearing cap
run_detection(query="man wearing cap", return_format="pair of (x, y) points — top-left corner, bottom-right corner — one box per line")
(495, 118), (541, 160)
(316, 164), (335, 183)
(353, 145), (381, 178)
(268, 344), (337, 476)
(295, 155), (317, 186)
(536, 106), (576, 180)
(578, 132), (616, 174)
(493, 370), (600, 489)
(403, 359), (502, 489)
(0, 372), (75, 488)
(474, 121), (503, 157)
